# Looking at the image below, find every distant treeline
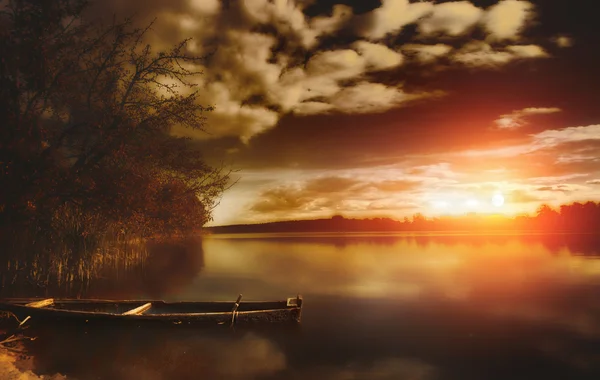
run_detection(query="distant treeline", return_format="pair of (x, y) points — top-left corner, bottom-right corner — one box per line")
(206, 201), (600, 234)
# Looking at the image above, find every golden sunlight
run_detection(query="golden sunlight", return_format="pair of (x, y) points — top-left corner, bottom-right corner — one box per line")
(492, 192), (505, 207)
(465, 199), (480, 208)
(427, 190), (514, 216)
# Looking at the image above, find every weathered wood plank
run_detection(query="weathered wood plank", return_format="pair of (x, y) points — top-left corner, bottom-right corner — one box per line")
(122, 302), (152, 315)
(25, 299), (54, 308)
(286, 295), (302, 307)
(3, 298), (289, 306)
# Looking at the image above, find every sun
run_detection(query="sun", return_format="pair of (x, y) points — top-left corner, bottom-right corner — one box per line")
(492, 193), (505, 207)
(429, 192), (507, 215)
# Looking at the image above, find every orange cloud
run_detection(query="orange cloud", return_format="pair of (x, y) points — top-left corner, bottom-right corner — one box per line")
(495, 107), (562, 129)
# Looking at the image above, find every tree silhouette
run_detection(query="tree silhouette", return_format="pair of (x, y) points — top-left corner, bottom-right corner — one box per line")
(535, 204), (560, 230)
(207, 202), (600, 234)
(1, 1), (229, 263)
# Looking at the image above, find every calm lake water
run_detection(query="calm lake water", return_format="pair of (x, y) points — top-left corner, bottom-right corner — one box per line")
(11, 233), (600, 379)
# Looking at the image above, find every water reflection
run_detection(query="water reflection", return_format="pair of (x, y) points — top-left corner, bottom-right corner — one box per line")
(0, 236), (205, 300)
(206, 232), (600, 255)
(199, 233), (600, 302)
(4, 233), (600, 379)
(284, 357), (436, 380)
(87, 237), (206, 299)
(26, 329), (286, 380)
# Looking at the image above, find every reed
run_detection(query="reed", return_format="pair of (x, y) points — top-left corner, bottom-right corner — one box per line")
(0, 204), (151, 297)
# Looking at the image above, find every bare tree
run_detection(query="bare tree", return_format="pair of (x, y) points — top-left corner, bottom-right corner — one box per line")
(1, 0), (229, 241)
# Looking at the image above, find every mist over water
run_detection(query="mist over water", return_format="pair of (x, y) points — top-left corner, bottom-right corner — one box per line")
(4, 233), (600, 380)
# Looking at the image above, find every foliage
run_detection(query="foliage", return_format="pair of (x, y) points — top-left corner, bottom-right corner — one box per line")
(0, 1), (229, 266)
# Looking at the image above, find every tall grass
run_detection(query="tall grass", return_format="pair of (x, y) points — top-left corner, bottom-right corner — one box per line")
(1, 204), (151, 298)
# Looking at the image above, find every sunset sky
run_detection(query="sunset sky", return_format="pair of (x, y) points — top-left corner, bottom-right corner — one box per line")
(96, 0), (600, 225)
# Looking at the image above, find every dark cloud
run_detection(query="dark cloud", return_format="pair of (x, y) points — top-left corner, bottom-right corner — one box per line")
(78, 0), (600, 223)
(248, 176), (424, 218)
(83, 0), (562, 143)
(249, 176), (362, 214)
(250, 188), (309, 214)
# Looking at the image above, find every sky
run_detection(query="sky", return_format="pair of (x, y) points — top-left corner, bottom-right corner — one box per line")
(94, 0), (600, 225)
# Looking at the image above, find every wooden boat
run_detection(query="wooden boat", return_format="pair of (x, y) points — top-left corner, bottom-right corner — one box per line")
(0, 295), (303, 327)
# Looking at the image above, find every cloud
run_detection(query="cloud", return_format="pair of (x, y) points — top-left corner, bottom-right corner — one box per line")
(212, 31), (283, 90)
(494, 107), (562, 129)
(171, 80), (280, 142)
(305, 42), (403, 79)
(536, 184), (579, 193)
(406, 163), (458, 179)
(419, 1), (483, 36)
(587, 180), (600, 185)
(271, 67), (340, 111)
(241, 0), (317, 48)
(369, 180), (422, 193)
(329, 82), (423, 114)
(402, 44), (453, 64)
(482, 0), (534, 40)
(97, 0), (547, 141)
(452, 42), (515, 67)
(506, 44), (549, 58)
(219, 125), (600, 223)
(304, 176), (362, 193)
(352, 41), (404, 71)
(452, 42), (548, 68)
(452, 123), (600, 198)
(310, 4), (353, 36)
(285, 44), (418, 115)
(462, 124), (600, 159)
(554, 35), (573, 48)
(248, 175), (426, 220)
(533, 125), (600, 148)
(292, 101), (333, 115)
(188, 0), (219, 15)
(521, 107), (563, 115)
(306, 49), (365, 80)
(250, 176), (362, 214)
(354, 0), (434, 39)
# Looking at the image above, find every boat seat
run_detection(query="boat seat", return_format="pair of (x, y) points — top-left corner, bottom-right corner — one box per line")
(25, 298), (54, 308)
(122, 302), (152, 315)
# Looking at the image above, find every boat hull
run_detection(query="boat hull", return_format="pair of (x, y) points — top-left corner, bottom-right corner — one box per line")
(0, 298), (302, 327)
